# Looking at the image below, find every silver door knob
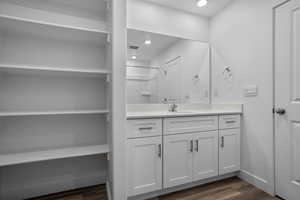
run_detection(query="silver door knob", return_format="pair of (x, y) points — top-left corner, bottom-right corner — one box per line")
(275, 108), (286, 115)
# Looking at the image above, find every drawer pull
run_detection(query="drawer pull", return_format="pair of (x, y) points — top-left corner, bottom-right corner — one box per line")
(226, 120), (236, 124)
(139, 127), (153, 130)
(158, 144), (162, 158)
(195, 140), (199, 152)
(221, 136), (225, 148)
(190, 140), (194, 152)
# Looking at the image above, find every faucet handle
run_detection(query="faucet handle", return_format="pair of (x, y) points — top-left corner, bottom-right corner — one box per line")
(169, 103), (178, 112)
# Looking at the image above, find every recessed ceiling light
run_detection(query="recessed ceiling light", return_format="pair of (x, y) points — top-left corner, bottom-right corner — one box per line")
(197, 0), (207, 7)
(144, 35), (152, 45)
(144, 40), (151, 45)
(131, 55), (137, 60)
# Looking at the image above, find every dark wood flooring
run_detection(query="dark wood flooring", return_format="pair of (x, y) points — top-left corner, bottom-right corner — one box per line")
(149, 177), (281, 200)
(31, 177), (281, 200)
(29, 185), (107, 200)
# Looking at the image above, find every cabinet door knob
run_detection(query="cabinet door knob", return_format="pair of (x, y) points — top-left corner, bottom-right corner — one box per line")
(158, 144), (162, 158)
(195, 140), (199, 152)
(226, 120), (236, 124)
(221, 136), (225, 148)
(139, 127), (153, 130)
(275, 108), (286, 115)
(190, 140), (194, 152)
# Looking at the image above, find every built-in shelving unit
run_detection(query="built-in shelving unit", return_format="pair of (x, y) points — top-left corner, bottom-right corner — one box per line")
(0, 144), (109, 167)
(0, 0), (113, 199)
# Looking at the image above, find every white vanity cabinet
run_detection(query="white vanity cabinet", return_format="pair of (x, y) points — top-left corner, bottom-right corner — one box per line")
(163, 133), (194, 188)
(126, 119), (162, 139)
(193, 131), (219, 181)
(127, 137), (163, 196)
(126, 114), (241, 197)
(163, 131), (219, 188)
(126, 119), (163, 196)
(163, 116), (219, 134)
(163, 116), (219, 188)
(219, 115), (241, 175)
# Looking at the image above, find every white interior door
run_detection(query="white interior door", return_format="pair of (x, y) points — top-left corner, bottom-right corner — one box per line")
(193, 131), (218, 181)
(127, 137), (162, 196)
(275, 1), (300, 199)
(163, 133), (193, 188)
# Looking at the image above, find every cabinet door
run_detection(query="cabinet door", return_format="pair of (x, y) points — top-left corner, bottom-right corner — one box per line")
(163, 134), (193, 188)
(127, 137), (162, 196)
(219, 128), (240, 175)
(193, 131), (219, 181)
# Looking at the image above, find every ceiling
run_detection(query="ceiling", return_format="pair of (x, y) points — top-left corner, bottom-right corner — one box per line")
(127, 29), (180, 61)
(143, 0), (234, 17)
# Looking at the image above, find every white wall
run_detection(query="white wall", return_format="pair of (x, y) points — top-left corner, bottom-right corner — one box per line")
(127, 0), (209, 41)
(111, 0), (127, 199)
(210, 0), (274, 194)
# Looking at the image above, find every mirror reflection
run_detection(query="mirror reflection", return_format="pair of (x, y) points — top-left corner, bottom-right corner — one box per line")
(126, 29), (210, 104)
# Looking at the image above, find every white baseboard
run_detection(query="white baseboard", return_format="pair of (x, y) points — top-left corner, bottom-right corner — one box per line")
(106, 180), (112, 200)
(238, 170), (274, 195)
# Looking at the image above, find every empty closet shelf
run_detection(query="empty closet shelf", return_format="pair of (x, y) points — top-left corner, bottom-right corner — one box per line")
(0, 144), (109, 167)
(0, 64), (110, 78)
(0, 110), (110, 117)
(0, 12), (110, 45)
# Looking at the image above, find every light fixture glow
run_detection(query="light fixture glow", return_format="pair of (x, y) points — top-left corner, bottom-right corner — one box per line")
(131, 55), (137, 60)
(144, 40), (152, 45)
(144, 35), (152, 45)
(197, 0), (207, 7)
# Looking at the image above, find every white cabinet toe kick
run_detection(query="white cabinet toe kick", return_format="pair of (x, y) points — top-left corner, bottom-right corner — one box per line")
(126, 114), (241, 198)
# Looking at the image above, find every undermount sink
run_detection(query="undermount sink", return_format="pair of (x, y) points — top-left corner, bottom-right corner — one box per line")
(168, 111), (195, 114)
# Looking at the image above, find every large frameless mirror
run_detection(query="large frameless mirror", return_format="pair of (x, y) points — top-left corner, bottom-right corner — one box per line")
(126, 29), (210, 105)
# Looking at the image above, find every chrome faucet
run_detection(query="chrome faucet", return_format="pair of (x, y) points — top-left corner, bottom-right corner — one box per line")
(169, 103), (178, 112)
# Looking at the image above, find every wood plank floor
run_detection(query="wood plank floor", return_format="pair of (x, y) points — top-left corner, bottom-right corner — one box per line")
(149, 177), (281, 200)
(28, 185), (108, 200)
(30, 177), (281, 200)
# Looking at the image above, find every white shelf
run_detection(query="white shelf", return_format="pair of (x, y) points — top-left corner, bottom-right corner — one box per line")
(0, 144), (109, 167)
(126, 75), (151, 81)
(0, 13), (109, 45)
(0, 1), (109, 34)
(0, 64), (110, 78)
(0, 13), (109, 33)
(0, 110), (109, 117)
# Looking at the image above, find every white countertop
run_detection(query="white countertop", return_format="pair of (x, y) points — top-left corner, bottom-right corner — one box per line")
(127, 110), (242, 119)
(126, 104), (243, 119)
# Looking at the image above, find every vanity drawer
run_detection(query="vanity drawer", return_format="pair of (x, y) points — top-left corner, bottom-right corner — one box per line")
(163, 116), (218, 135)
(219, 115), (241, 129)
(127, 119), (163, 138)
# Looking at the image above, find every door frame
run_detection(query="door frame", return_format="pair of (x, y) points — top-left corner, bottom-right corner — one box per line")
(272, 0), (291, 197)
